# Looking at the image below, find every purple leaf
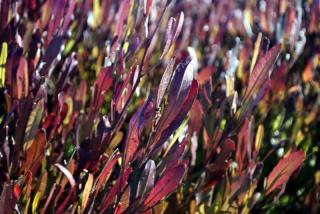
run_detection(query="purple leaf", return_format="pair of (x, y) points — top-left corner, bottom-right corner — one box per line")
(143, 164), (186, 209)
(124, 99), (154, 165)
(136, 160), (156, 201)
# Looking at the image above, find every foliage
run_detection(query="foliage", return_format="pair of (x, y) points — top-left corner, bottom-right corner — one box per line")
(0, 0), (319, 213)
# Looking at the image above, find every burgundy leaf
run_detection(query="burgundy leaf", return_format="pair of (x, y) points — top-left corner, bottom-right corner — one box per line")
(235, 118), (250, 172)
(203, 139), (235, 191)
(143, 164), (186, 209)
(100, 167), (132, 213)
(152, 80), (198, 154)
(0, 0), (9, 30)
(266, 150), (305, 195)
(114, 0), (132, 38)
(92, 67), (113, 112)
(95, 152), (121, 196)
(0, 183), (16, 214)
(47, 0), (67, 43)
(244, 44), (281, 101)
(61, 0), (77, 34)
(124, 100), (154, 164)
(159, 138), (187, 172)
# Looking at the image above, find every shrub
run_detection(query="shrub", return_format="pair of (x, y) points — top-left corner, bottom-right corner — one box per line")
(0, 0), (319, 213)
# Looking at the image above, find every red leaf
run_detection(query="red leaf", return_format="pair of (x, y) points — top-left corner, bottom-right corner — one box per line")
(271, 63), (287, 93)
(160, 139), (187, 172)
(61, 0), (77, 34)
(196, 66), (215, 85)
(244, 44), (281, 101)
(92, 67), (113, 111)
(266, 150), (305, 195)
(115, 0), (132, 38)
(124, 100), (154, 165)
(95, 152), (121, 196)
(143, 164), (186, 209)
(235, 118), (250, 172)
(143, 0), (153, 17)
(100, 167), (132, 213)
(152, 79), (198, 154)
(0, 183), (16, 214)
(203, 139), (235, 191)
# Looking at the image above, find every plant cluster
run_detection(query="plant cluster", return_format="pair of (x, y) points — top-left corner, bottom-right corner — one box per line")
(0, 0), (319, 213)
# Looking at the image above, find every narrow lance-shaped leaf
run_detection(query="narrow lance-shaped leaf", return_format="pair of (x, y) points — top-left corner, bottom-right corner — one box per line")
(0, 42), (8, 87)
(160, 138), (187, 172)
(54, 163), (76, 214)
(143, 0), (153, 17)
(99, 167), (132, 213)
(95, 152), (121, 196)
(156, 58), (175, 108)
(24, 99), (44, 150)
(81, 173), (94, 213)
(136, 160), (156, 201)
(250, 32), (262, 73)
(114, 0), (132, 38)
(161, 17), (175, 59)
(92, 67), (113, 112)
(244, 44), (281, 101)
(266, 150), (305, 195)
(124, 99), (153, 165)
(152, 80), (198, 154)
(143, 164), (186, 209)
(16, 57), (29, 99)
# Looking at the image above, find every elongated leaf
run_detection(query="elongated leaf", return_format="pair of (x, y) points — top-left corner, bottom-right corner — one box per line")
(0, 0), (9, 30)
(22, 129), (46, 174)
(136, 160), (156, 200)
(24, 99), (44, 150)
(100, 167), (132, 213)
(250, 33), (262, 73)
(54, 163), (76, 214)
(156, 58), (175, 108)
(54, 163), (76, 187)
(124, 100), (153, 165)
(143, 0), (153, 16)
(160, 139), (187, 171)
(161, 17), (175, 59)
(0, 42), (8, 87)
(244, 44), (281, 101)
(61, 0), (77, 34)
(152, 80), (198, 154)
(16, 57), (29, 99)
(92, 67), (112, 112)
(95, 152), (121, 196)
(114, 0), (132, 38)
(143, 164), (186, 209)
(172, 12), (184, 42)
(81, 173), (94, 213)
(266, 150), (305, 195)
(0, 183), (16, 214)
(203, 139), (235, 191)
(41, 36), (64, 75)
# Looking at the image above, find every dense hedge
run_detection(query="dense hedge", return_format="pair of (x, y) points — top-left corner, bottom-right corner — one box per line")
(0, 0), (319, 213)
